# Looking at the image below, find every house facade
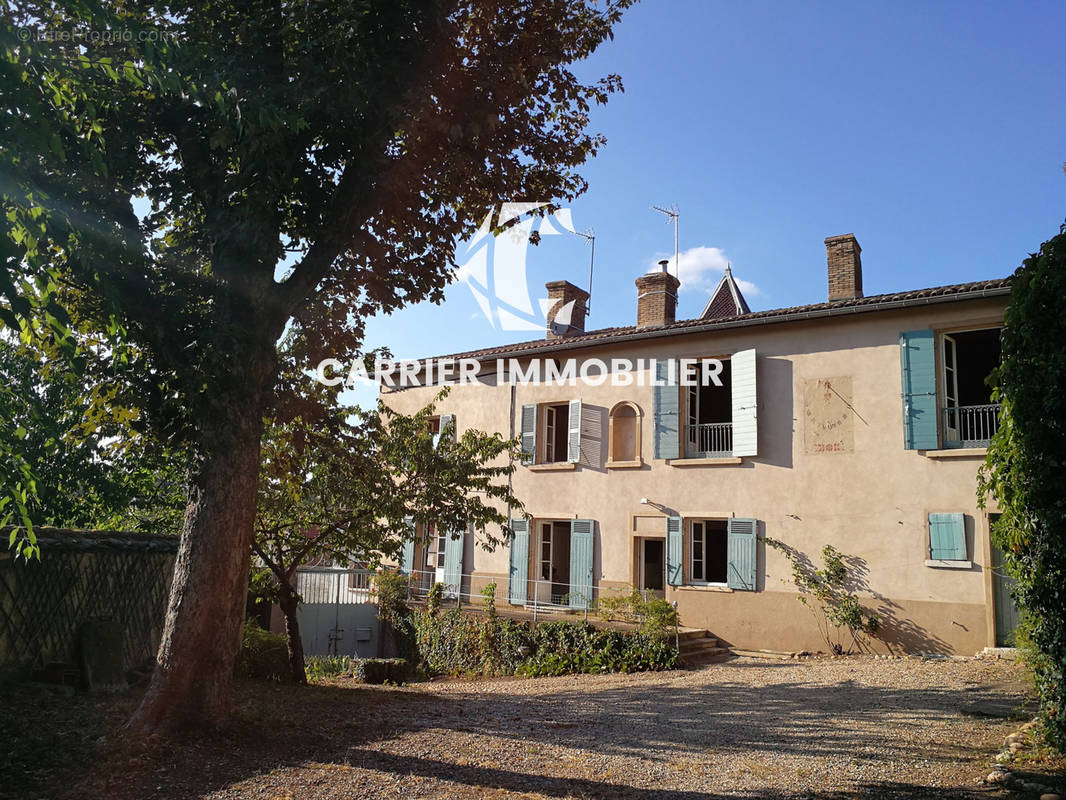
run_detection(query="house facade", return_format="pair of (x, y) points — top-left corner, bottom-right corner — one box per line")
(383, 234), (1014, 655)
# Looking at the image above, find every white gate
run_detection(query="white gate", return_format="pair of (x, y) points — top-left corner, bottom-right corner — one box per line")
(294, 567), (380, 657)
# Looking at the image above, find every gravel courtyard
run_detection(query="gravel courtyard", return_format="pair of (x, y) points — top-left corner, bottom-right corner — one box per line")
(4, 656), (1037, 799)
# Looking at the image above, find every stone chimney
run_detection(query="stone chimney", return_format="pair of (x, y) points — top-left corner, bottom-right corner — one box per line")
(825, 233), (863, 301)
(635, 260), (681, 328)
(545, 280), (589, 339)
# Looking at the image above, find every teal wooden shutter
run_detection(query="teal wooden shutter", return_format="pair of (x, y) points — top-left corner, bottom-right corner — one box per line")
(666, 516), (683, 585)
(508, 519), (529, 604)
(567, 398), (582, 463)
(443, 528), (465, 597)
(438, 414), (455, 446)
(900, 330), (938, 450)
(520, 404), (537, 462)
(727, 518), (757, 590)
(730, 348), (758, 457)
(568, 519), (594, 609)
(928, 512), (967, 560)
(400, 516), (415, 574)
(653, 359), (680, 459)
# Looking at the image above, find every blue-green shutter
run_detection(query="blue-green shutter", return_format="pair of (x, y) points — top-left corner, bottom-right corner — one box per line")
(568, 519), (594, 609)
(666, 516), (683, 586)
(928, 512), (967, 560)
(400, 516), (415, 574)
(653, 359), (680, 459)
(567, 399), (582, 463)
(900, 330), (939, 450)
(442, 528), (465, 597)
(508, 518), (529, 604)
(520, 404), (537, 462)
(727, 518), (757, 591)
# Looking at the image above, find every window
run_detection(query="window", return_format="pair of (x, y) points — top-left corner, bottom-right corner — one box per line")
(667, 516), (758, 590)
(941, 329), (1001, 448)
(608, 402), (641, 464)
(519, 399), (598, 466)
(686, 360), (733, 457)
(690, 520), (728, 584)
(927, 512), (968, 563)
(423, 523), (438, 568)
(652, 350), (757, 460)
(901, 328), (1001, 450)
(542, 403), (569, 463)
(435, 527), (447, 570)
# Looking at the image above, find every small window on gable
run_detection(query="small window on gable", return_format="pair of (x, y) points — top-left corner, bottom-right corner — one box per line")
(608, 402), (641, 464)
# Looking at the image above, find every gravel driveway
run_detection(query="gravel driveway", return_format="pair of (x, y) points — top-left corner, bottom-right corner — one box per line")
(170, 656), (1028, 800)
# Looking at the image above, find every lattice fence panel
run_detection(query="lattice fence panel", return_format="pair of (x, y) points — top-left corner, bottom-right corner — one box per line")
(0, 530), (177, 678)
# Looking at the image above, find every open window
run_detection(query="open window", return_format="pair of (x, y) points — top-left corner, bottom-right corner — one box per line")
(509, 518), (594, 609)
(685, 360), (733, 457)
(608, 402), (641, 465)
(941, 329), (1000, 448)
(653, 350), (757, 460)
(666, 516), (758, 590)
(520, 399), (598, 466)
(690, 520), (729, 584)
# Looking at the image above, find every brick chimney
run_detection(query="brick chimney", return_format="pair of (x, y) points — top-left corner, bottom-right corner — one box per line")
(635, 260), (681, 328)
(545, 280), (589, 339)
(825, 233), (863, 301)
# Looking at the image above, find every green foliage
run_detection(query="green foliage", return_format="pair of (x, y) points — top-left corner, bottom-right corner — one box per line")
(979, 223), (1066, 750)
(0, 339), (185, 548)
(426, 582), (444, 616)
(353, 658), (410, 685)
(304, 656), (409, 684)
(766, 539), (880, 654)
(639, 597), (679, 640)
(412, 610), (678, 678)
(373, 568), (410, 627)
(304, 655), (353, 680)
(594, 587), (679, 638)
(235, 623), (291, 683)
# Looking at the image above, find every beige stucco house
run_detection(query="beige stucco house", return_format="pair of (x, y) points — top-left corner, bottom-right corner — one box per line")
(384, 234), (1014, 655)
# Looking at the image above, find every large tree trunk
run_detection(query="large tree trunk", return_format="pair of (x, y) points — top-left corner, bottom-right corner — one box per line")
(128, 396), (266, 733)
(277, 589), (308, 685)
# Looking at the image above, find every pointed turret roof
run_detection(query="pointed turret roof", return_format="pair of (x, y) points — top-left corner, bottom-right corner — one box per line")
(700, 264), (751, 319)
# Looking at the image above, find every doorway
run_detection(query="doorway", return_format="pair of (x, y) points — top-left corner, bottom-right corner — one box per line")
(989, 514), (1020, 646)
(536, 521), (572, 605)
(640, 538), (665, 593)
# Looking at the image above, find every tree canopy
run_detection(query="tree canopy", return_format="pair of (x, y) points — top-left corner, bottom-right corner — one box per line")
(2, 0), (632, 731)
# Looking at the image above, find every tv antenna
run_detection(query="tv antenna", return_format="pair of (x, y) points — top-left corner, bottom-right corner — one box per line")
(651, 204), (679, 277)
(574, 228), (595, 313)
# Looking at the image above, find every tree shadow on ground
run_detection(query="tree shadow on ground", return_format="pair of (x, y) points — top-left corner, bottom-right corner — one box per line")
(6, 662), (1029, 800)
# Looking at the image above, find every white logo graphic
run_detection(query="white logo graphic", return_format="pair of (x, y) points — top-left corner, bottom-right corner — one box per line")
(457, 202), (577, 331)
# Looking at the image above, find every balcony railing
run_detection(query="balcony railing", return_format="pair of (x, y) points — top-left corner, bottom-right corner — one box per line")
(942, 404), (1001, 448)
(684, 422), (733, 458)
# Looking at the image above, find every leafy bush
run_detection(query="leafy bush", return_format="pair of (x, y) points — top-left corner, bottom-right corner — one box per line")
(354, 658), (410, 684)
(979, 223), (1066, 751)
(411, 612), (677, 678)
(305, 655), (353, 680)
(639, 597), (679, 639)
(235, 622), (290, 682)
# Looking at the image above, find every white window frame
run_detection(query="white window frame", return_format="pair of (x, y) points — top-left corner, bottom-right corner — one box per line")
(436, 527), (447, 570)
(539, 522), (554, 581)
(689, 519), (728, 587)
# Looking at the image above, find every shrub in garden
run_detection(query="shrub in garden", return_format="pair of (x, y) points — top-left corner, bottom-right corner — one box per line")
(353, 658), (410, 684)
(234, 622), (291, 682)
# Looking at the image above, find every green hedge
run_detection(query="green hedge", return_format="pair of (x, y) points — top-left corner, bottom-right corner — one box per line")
(235, 622), (290, 682)
(305, 655), (410, 684)
(410, 609), (678, 678)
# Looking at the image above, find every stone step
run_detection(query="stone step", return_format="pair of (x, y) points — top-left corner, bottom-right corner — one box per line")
(677, 628), (714, 642)
(680, 644), (732, 665)
(679, 638), (723, 656)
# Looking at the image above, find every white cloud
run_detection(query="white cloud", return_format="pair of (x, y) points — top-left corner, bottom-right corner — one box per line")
(648, 245), (760, 296)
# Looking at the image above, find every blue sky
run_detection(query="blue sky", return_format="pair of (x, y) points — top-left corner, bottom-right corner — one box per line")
(346, 1), (1065, 407)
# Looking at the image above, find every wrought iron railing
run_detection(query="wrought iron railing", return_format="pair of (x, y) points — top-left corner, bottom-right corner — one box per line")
(684, 422), (733, 457)
(942, 403), (1000, 447)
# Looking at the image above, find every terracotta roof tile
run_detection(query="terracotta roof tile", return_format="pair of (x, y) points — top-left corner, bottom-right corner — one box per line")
(435, 277), (1011, 361)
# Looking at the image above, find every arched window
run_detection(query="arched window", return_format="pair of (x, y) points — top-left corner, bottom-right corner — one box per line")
(608, 402), (642, 466)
